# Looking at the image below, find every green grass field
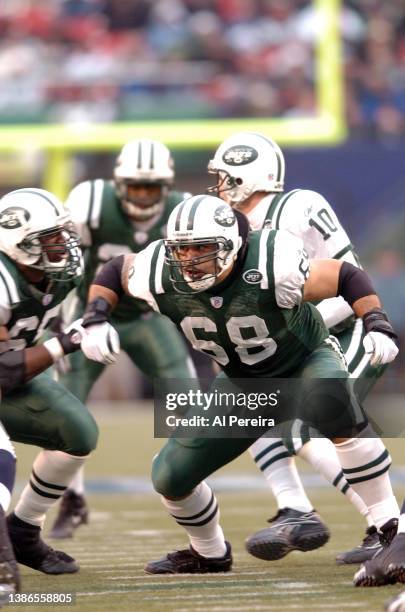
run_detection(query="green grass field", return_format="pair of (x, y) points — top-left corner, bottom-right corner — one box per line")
(9, 403), (405, 612)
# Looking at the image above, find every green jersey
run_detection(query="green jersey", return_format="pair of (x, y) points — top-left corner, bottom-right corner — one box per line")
(0, 253), (77, 350)
(127, 228), (328, 378)
(66, 179), (189, 321)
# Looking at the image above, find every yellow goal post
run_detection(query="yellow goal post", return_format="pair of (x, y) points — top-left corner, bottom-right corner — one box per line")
(0, 0), (345, 199)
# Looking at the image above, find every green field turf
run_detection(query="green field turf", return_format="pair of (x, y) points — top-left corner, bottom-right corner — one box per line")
(9, 403), (405, 612)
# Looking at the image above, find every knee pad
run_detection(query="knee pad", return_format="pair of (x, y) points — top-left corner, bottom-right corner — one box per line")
(152, 447), (194, 498)
(66, 416), (99, 456)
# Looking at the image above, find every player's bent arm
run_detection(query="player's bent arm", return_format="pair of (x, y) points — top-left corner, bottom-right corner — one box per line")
(303, 260), (381, 316)
(303, 260), (398, 366)
(0, 326), (81, 394)
(302, 259), (341, 303)
(87, 254), (134, 307)
(72, 254), (133, 366)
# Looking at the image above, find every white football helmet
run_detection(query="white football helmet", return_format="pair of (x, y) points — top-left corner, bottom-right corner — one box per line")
(114, 139), (175, 221)
(165, 194), (242, 293)
(0, 188), (82, 282)
(207, 131), (285, 207)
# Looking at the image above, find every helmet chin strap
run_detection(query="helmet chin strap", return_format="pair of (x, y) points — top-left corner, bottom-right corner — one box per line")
(185, 273), (216, 292)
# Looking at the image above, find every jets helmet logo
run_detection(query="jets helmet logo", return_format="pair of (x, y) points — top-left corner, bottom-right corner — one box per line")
(0, 207), (30, 229)
(214, 205), (236, 227)
(243, 269), (263, 284)
(222, 145), (258, 166)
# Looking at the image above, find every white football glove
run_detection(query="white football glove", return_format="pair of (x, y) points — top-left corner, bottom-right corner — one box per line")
(64, 318), (85, 342)
(80, 322), (120, 365)
(363, 331), (398, 366)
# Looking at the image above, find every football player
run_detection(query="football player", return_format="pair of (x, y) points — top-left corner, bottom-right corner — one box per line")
(73, 194), (399, 575)
(208, 131), (390, 563)
(0, 188), (99, 575)
(0, 324), (86, 596)
(49, 139), (196, 539)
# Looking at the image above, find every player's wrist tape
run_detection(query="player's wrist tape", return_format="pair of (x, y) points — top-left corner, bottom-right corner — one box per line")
(43, 338), (65, 363)
(82, 297), (111, 327)
(93, 255), (124, 299)
(363, 307), (398, 340)
(337, 262), (376, 306)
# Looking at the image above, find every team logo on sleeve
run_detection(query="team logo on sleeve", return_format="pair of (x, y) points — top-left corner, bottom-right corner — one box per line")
(222, 145), (258, 166)
(214, 205), (236, 227)
(243, 269), (263, 284)
(0, 207), (30, 229)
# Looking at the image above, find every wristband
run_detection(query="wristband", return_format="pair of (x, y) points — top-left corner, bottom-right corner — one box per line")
(363, 307), (398, 340)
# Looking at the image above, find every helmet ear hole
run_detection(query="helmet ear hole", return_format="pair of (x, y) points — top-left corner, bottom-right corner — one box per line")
(235, 178), (243, 185)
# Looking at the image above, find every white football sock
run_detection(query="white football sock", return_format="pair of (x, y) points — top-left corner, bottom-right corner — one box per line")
(68, 467), (85, 495)
(249, 438), (313, 512)
(334, 434), (399, 529)
(14, 450), (87, 527)
(161, 481), (226, 558)
(298, 438), (373, 525)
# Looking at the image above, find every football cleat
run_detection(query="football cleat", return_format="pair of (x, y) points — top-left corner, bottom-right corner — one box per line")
(49, 491), (89, 539)
(353, 520), (405, 587)
(145, 542), (232, 574)
(245, 507), (330, 561)
(0, 507), (20, 602)
(7, 513), (79, 575)
(384, 590), (405, 611)
(336, 526), (383, 565)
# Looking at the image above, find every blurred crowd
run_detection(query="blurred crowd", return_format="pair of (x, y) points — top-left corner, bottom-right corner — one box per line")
(0, 0), (404, 139)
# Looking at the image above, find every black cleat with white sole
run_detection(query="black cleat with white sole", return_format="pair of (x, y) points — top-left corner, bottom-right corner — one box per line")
(336, 526), (383, 565)
(245, 507), (330, 561)
(353, 519), (405, 587)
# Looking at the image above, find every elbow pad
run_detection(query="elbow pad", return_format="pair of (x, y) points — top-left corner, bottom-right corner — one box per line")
(337, 262), (376, 306)
(93, 255), (125, 299)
